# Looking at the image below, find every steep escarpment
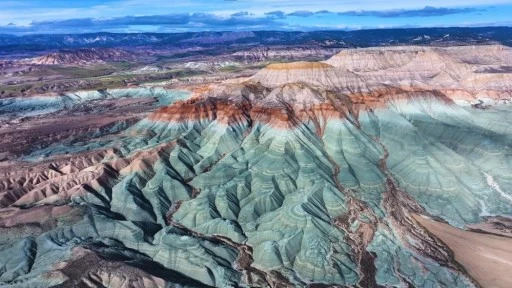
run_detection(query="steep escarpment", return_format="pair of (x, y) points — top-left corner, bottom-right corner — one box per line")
(2, 45), (512, 287)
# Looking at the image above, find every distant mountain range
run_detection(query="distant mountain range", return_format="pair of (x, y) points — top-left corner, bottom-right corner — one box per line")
(1, 27), (512, 57)
(19, 48), (137, 65)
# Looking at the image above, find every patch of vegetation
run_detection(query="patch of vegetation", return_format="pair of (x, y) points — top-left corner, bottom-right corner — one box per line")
(33, 65), (117, 78)
(1, 83), (33, 97)
(110, 61), (139, 70)
(218, 65), (244, 73)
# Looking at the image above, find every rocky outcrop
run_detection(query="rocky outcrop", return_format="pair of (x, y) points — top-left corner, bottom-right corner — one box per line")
(250, 45), (512, 105)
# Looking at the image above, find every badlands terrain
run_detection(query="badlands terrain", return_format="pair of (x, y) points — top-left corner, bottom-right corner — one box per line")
(1, 37), (512, 287)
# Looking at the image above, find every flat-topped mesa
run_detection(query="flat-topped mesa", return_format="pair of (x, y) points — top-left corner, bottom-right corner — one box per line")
(248, 47), (486, 93)
(325, 45), (512, 85)
(325, 46), (473, 88)
(249, 61), (347, 89)
(147, 44), (512, 129)
(325, 45), (512, 70)
(325, 47), (428, 72)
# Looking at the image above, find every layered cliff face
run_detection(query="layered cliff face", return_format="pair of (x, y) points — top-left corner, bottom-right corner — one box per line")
(2, 45), (512, 288)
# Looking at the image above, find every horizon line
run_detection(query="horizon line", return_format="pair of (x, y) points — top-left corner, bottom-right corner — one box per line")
(1, 25), (512, 37)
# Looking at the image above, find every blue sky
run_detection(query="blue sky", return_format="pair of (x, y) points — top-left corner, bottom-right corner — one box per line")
(1, 0), (512, 34)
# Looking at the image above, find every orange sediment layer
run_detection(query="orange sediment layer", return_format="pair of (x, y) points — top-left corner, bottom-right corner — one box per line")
(148, 98), (251, 125)
(148, 97), (348, 129)
(186, 84), (214, 99)
(440, 89), (512, 101)
(147, 87), (459, 128)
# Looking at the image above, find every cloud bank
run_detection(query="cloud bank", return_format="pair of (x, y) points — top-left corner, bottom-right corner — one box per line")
(339, 6), (483, 17)
(0, 3), (508, 34)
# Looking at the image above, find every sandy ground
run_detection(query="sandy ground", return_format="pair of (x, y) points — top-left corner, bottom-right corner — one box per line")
(414, 214), (512, 288)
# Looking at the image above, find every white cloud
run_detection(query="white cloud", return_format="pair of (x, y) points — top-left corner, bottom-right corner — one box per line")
(1, 0), (511, 31)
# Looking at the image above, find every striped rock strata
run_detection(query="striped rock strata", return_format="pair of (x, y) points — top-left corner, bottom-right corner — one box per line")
(2, 45), (512, 287)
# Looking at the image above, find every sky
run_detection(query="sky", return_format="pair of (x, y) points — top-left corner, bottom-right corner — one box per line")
(1, 0), (512, 34)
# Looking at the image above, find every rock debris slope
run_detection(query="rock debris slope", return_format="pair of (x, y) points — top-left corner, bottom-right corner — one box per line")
(2, 45), (512, 287)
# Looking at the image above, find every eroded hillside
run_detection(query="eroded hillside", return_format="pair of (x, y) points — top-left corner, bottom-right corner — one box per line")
(1, 45), (512, 288)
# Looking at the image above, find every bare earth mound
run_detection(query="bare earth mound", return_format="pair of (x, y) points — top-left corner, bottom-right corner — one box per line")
(415, 214), (512, 288)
